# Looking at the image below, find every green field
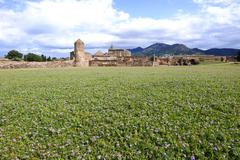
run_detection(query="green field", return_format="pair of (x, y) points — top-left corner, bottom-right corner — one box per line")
(0, 64), (239, 159)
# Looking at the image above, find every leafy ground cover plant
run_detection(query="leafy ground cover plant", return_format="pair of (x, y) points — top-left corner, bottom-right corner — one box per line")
(0, 64), (239, 159)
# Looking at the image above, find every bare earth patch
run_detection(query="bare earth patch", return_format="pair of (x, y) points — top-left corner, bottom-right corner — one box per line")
(0, 60), (73, 69)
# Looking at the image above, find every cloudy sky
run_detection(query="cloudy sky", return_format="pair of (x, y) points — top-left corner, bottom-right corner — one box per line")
(0, 0), (240, 57)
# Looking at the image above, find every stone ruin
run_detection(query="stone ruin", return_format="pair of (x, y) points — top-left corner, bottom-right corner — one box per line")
(73, 39), (91, 67)
(0, 39), (228, 69)
(71, 39), (226, 67)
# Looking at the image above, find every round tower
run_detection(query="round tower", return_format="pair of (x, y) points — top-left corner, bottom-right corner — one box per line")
(74, 39), (85, 62)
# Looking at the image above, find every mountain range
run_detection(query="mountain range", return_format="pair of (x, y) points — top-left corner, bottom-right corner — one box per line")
(128, 43), (240, 56)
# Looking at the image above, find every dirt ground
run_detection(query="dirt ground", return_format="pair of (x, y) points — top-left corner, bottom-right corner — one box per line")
(0, 59), (74, 69)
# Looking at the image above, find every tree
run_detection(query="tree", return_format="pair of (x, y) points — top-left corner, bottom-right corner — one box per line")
(41, 54), (47, 61)
(189, 59), (200, 65)
(70, 51), (75, 60)
(5, 50), (23, 60)
(24, 53), (42, 62)
(47, 56), (52, 61)
(149, 56), (154, 61)
(221, 57), (224, 62)
(237, 51), (240, 62)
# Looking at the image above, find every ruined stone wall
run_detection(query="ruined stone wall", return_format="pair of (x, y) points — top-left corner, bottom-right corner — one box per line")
(108, 49), (131, 57)
(0, 61), (74, 69)
(90, 60), (118, 67)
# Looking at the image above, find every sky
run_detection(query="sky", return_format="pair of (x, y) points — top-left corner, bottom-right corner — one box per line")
(0, 0), (240, 57)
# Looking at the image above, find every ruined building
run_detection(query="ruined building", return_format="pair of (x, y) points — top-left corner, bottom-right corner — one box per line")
(91, 47), (133, 66)
(72, 39), (205, 67)
(73, 39), (91, 67)
(72, 39), (156, 67)
(108, 48), (131, 57)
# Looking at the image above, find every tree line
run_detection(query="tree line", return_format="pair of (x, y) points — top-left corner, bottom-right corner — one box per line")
(4, 50), (64, 62)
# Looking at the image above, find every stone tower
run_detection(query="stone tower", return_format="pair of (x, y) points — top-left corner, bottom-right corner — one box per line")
(74, 39), (85, 63)
(73, 39), (89, 67)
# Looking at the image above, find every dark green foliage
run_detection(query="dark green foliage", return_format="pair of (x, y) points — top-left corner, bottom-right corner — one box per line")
(47, 56), (52, 61)
(237, 51), (240, 62)
(24, 53), (43, 62)
(149, 56), (154, 61)
(70, 51), (74, 60)
(59, 57), (69, 61)
(24, 53), (52, 62)
(41, 55), (47, 62)
(5, 50), (23, 60)
(12, 57), (23, 61)
(221, 57), (224, 62)
(189, 59), (200, 65)
(4, 50), (54, 62)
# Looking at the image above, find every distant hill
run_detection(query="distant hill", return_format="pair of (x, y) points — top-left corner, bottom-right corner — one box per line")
(129, 47), (144, 53)
(204, 48), (240, 56)
(129, 43), (193, 56)
(129, 43), (239, 56)
(191, 48), (205, 54)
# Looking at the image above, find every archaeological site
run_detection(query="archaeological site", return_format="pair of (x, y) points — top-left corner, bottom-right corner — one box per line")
(72, 39), (227, 67)
(0, 39), (232, 69)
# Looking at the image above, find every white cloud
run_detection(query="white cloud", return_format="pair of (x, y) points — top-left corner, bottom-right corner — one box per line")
(0, 0), (129, 55)
(0, 0), (240, 56)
